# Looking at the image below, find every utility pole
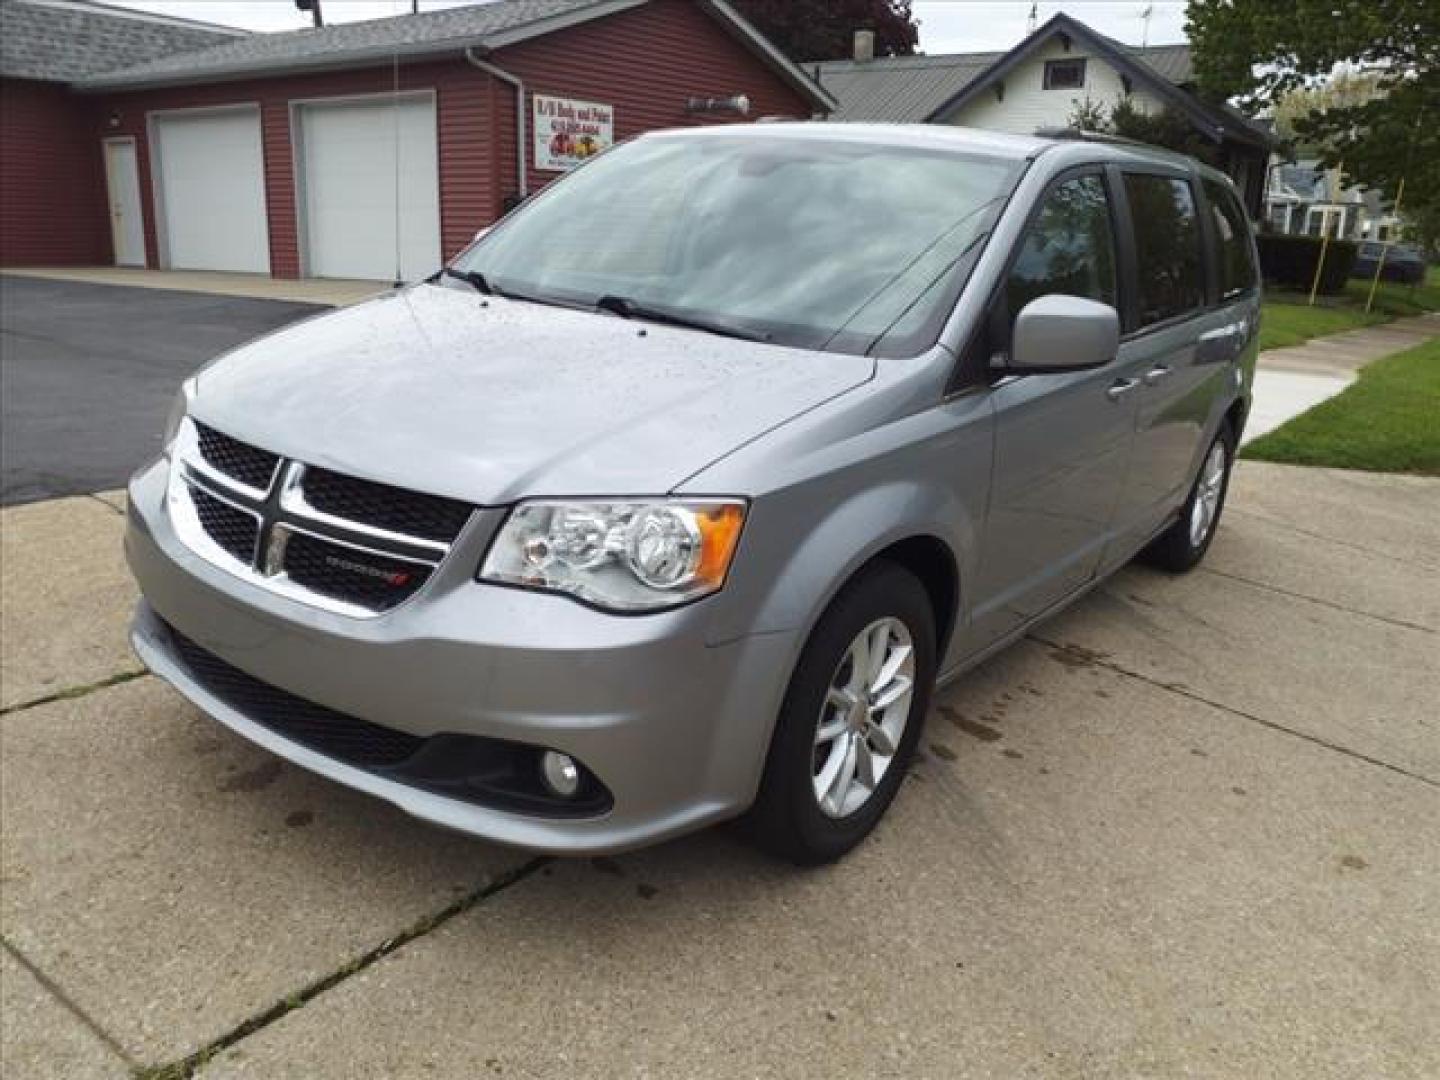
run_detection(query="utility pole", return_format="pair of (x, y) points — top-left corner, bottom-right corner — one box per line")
(295, 0), (323, 28)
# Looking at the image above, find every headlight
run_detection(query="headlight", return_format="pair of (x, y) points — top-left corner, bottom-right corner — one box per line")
(162, 379), (194, 456)
(479, 499), (746, 612)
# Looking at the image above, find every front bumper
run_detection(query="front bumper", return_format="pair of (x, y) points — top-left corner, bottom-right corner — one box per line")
(125, 458), (797, 854)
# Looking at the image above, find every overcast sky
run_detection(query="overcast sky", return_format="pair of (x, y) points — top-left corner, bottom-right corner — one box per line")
(105, 0), (1191, 53)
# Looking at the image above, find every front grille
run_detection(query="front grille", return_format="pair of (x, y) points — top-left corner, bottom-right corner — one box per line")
(194, 422), (280, 492)
(191, 487), (259, 565)
(281, 530), (432, 612)
(173, 419), (469, 617)
(302, 467), (473, 543)
(166, 622), (424, 768)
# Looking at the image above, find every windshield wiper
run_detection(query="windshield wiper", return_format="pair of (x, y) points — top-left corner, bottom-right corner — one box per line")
(441, 267), (494, 295)
(442, 267), (586, 313)
(595, 295), (770, 343)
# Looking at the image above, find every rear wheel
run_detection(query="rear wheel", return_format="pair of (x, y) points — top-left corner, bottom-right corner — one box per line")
(1141, 421), (1235, 572)
(746, 562), (935, 865)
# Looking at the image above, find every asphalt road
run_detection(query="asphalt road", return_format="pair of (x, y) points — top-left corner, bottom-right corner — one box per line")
(0, 276), (323, 506)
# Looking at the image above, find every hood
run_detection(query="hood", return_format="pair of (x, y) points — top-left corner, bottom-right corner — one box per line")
(191, 285), (873, 504)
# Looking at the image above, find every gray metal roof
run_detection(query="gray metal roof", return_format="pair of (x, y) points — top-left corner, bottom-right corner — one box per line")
(1, 0), (244, 83)
(807, 52), (1005, 124)
(813, 40), (1193, 123)
(1129, 42), (1192, 84)
(75, 0), (621, 89)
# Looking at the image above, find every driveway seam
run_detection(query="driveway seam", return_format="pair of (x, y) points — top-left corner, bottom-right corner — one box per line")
(3, 937), (139, 1071)
(1027, 634), (1439, 790)
(1196, 565), (1436, 634)
(134, 857), (548, 1080)
(0, 670), (148, 717)
(1226, 505), (1440, 573)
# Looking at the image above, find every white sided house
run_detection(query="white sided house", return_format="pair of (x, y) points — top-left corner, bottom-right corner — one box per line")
(813, 14), (1273, 213)
(947, 34), (1169, 134)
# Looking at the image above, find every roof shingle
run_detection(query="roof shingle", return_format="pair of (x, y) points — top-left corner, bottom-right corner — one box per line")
(0, 0), (244, 83)
(73, 0), (632, 90)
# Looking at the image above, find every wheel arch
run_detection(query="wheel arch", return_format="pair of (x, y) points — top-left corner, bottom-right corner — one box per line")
(865, 534), (961, 658)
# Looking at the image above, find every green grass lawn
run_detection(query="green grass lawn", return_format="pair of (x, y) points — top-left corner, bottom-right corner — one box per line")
(1242, 336), (1440, 475)
(1258, 265), (1439, 352)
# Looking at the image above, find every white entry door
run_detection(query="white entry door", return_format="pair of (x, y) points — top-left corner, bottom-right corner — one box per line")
(152, 108), (270, 273)
(298, 95), (441, 282)
(103, 138), (145, 266)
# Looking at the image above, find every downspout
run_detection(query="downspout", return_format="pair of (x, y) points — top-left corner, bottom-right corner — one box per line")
(464, 48), (527, 201)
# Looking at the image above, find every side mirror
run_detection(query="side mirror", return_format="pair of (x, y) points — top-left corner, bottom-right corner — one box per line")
(1006, 294), (1119, 374)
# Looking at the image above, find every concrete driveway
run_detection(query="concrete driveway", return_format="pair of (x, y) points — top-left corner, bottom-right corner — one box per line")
(0, 277), (323, 506)
(3, 463), (1436, 1079)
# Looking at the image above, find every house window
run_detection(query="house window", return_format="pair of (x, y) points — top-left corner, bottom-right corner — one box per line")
(1043, 59), (1086, 90)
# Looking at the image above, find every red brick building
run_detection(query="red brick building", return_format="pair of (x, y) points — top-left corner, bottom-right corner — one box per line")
(0, 0), (832, 280)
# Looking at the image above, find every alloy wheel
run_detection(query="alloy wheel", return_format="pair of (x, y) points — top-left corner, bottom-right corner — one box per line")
(1188, 439), (1227, 548)
(812, 617), (915, 819)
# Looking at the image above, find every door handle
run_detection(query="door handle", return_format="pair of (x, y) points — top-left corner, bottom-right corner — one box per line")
(1105, 378), (1140, 401)
(1142, 365), (1172, 386)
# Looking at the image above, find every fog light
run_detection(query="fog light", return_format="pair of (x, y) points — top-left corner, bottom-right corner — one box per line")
(540, 751), (580, 798)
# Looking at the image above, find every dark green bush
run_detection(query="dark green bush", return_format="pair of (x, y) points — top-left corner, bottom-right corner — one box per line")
(1257, 234), (1358, 294)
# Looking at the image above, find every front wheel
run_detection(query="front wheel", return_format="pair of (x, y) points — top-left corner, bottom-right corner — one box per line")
(746, 562), (936, 865)
(1140, 421), (1235, 572)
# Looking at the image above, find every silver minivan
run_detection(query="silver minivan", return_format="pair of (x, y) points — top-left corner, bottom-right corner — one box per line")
(126, 123), (1259, 863)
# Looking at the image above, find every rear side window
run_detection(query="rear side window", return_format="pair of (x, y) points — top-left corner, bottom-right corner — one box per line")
(1123, 173), (1203, 327)
(1203, 178), (1256, 299)
(1006, 173), (1117, 325)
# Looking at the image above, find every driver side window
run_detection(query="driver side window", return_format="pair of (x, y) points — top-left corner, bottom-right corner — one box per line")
(1006, 173), (1117, 327)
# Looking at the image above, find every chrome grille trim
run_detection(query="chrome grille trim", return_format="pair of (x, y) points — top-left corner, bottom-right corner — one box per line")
(278, 463), (450, 557)
(166, 418), (470, 619)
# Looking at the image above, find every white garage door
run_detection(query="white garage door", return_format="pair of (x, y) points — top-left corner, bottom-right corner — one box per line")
(153, 108), (270, 274)
(298, 96), (441, 282)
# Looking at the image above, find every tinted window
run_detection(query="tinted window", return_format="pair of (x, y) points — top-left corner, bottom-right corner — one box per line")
(1123, 173), (1203, 326)
(1203, 178), (1256, 299)
(1006, 174), (1116, 325)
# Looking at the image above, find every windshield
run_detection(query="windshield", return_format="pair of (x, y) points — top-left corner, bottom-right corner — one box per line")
(447, 132), (1025, 356)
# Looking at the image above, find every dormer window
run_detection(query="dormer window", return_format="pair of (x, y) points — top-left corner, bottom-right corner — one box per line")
(1043, 58), (1086, 90)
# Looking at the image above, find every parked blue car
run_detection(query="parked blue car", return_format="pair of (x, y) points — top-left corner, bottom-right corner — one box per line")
(1352, 242), (1427, 285)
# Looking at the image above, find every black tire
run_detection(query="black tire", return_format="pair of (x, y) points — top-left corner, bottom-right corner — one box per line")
(1140, 420), (1236, 573)
(746, 561), (936, 865)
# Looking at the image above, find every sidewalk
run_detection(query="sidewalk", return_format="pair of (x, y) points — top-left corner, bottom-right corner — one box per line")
(1, 266), (387, 308)
(1246, 313), (1439, 444)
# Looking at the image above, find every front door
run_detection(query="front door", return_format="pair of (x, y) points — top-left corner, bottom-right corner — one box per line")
(966, 170), (1137, 649)
(103, 138), (144, 267)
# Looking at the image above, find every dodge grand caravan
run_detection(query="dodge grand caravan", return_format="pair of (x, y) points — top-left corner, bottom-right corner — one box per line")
(126, 124), (1260, 863)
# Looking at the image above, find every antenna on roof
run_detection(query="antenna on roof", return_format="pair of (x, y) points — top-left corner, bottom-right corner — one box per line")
(1027, 3), (1038, 34)
(1140, 4), (1154, 47)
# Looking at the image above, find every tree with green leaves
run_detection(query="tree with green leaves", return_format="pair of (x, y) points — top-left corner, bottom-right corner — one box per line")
(729, 0), (918, 61)
(1066, 98), (1224, 167)
(1186, 0), (1438, 251)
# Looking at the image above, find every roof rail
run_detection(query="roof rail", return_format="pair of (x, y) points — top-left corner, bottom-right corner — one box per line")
(1032, 127), (1159, 149)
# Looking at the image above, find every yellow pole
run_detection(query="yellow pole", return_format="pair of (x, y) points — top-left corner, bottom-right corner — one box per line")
(1365, 175), (1406, 314)
(1307, 160), (1340, 307)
